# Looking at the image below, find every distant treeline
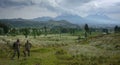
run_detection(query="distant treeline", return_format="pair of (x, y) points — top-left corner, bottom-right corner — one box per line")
(0, 22), (120, 38)
(0, 21), (81, 37)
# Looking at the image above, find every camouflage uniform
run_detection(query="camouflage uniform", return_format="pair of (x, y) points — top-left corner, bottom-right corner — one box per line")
(11, 39), (20, 59)
(23, 40), (32, 57)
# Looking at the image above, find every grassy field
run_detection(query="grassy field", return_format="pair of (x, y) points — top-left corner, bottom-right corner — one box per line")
(0, 33), (120, 65)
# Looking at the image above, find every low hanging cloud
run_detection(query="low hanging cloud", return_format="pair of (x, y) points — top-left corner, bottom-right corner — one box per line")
(0, 0), (120, 21)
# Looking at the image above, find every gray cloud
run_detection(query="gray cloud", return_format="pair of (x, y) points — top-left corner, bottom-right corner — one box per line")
(0, 0), (34, 8)
(56, 0), (94, 9)
(57, 0), (93, 5)
(0, 0), (120, 21)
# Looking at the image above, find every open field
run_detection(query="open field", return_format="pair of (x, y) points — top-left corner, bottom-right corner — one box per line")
(0, 33), (120, 65)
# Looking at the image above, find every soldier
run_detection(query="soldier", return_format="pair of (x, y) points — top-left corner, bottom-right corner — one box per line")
(23, 40), (32, 57)
(11, 39), (20, 60)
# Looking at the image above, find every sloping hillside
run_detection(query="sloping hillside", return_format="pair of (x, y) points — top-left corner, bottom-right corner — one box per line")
(0, 19), (79, 28)
(0, 33), (120, 65)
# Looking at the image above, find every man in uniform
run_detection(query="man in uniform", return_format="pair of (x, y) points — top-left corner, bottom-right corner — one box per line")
(23, 40), (32, 57)
(11, 39), (20, 59)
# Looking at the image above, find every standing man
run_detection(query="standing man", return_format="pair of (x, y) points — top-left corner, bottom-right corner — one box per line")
(23, 40), (32, 57)
(11, 39), (20, 60)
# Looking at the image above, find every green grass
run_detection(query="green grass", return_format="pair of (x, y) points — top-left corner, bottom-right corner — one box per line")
(0, 33), (120, 65)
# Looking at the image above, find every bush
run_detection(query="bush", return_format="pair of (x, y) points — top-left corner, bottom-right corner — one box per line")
(55, 49), (67, 55)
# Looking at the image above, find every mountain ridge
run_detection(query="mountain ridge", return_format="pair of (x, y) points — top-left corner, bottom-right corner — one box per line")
(0, 14), (120, 28)
(0, 19), (79, 28)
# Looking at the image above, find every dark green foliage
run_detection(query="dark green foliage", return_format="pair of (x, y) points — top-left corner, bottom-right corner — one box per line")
(36, 29), (42, 36)
(0, 28), (4, 35)
(114, 25), (120, 33)
(55, 49), (67, 55)
(21, 28), (30, 38)
(0, 19), (78, 28)
(0, 22), (9, 34)
(69, 28), (76, 35)
(84, 24), (89, 33)
(9, 28), (20, 36)
(84, 24), (90, 38)
(0, 19), (82, 36)
(32, 28), (37, 38)
(44, 26), (47, 36)
(102, 28), (109, 34)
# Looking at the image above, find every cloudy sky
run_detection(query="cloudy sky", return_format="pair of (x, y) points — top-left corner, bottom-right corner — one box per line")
(0, 0), (120, 21)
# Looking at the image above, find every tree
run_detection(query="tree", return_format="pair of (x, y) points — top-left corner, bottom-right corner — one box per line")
(84, 24), (89, 33)
(22, 28), (30, 38)
(84, 24), (89, 38)
(0, 22), (9, 34)
(0, 28), (4, 35)
(36, 29), (41, 36)
(44, 26), (47, 36)
(114, 25), (120, 33)
(9, 28), (17, 36)
(103, 28), (109, 34)
(32, 28), (37, 38)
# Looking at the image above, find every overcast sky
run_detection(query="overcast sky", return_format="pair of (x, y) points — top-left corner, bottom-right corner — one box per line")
(0, 0), (120, 21)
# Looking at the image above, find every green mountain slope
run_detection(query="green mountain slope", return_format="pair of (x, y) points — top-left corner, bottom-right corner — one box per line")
(0, 19), (79, 28)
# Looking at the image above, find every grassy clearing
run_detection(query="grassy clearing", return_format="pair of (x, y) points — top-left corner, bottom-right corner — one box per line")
(0, 34), (120, 65)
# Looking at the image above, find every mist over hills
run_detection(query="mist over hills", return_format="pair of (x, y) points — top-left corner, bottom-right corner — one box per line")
(0, 14), (120, 28)
(32, 14), (120, 28)
(32, 17), (52, 22)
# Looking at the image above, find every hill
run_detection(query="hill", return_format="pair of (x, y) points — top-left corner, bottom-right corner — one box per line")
(0, 19), (79, 28)
(32, 14), (120, 28)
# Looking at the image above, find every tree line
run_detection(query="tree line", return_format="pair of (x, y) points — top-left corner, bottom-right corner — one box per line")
(0, 22), (120, 38)
(0, 22), (82, 37)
